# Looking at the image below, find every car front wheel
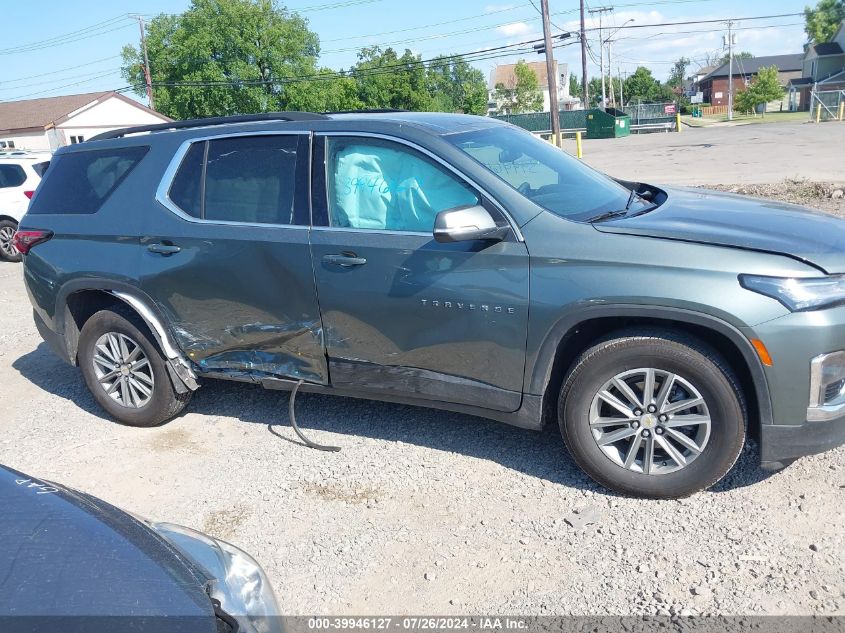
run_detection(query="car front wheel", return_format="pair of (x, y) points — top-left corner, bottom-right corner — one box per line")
(559, 331), (746, 498)
(0, 219), (21, 263)
(78, 308), (192, 427)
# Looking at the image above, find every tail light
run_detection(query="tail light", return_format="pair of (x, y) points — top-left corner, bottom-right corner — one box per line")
(12, 230), (52, 255)
(23, 191), (34, 199)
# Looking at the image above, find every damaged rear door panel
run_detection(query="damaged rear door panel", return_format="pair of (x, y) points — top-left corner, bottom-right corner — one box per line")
(140, 132), (328, 384)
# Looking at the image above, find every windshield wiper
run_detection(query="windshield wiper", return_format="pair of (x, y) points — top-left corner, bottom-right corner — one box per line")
(624, 183), (643, 211)
(586, 209), (629, 223)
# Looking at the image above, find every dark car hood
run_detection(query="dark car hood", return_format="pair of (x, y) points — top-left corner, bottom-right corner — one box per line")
(0, 464), (215, 629)
(594, 186), (845, 273)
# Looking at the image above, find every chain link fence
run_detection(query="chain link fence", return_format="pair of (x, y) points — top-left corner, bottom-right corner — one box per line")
(493, 103), (677, 135)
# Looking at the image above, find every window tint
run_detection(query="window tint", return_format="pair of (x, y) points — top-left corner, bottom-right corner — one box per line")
(326, 137), (479, 232)
(203, 135), (298, 224)
(32, 161), (50, 178)
(0, 164), (26, 188)
(28, 146), (148, 215)
(168, 142), (204, 218)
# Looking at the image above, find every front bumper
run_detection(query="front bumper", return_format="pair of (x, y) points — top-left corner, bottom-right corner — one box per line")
(760, 413), (845, 468)
(749, 303), (845, 467)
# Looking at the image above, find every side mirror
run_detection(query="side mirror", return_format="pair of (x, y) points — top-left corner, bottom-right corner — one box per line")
(433, 205), (508, 243)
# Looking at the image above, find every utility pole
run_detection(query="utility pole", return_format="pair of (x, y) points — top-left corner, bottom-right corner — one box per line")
(589, 7), (613, 110)
(579, 0), (588, 108)
(607, 39), (614, 106)
(133, 15), (154, 110)
(725, 20), (735, 122)
(619, 66), (624, 106)
(539, 0), (562, 146)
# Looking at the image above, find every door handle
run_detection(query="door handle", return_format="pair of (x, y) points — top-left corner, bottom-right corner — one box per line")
(147, 243), (181, 255)
(323, 253), (367, 267)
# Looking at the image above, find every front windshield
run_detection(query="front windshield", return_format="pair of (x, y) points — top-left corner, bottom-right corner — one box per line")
(446, 126), (644, 221)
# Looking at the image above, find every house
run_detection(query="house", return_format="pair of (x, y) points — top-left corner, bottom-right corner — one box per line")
(787, 20), (845, 111)
(487, 60), (579, 115)
(0, 91), (171, 152)
(684, 64), (718, 99)
(698, 54), (803, 109)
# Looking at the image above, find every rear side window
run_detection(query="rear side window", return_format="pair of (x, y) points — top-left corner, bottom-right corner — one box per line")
(167, 135), (298, 225)
(168, 143), (204, 218)
(0, 164), (26, 188)
(32, 161), (50, 178)
(28, 146), (148, 215)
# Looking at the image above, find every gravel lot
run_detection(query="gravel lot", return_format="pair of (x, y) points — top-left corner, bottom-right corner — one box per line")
(1, 129), (844, 615)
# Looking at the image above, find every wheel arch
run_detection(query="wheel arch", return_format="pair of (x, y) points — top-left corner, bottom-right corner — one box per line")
(0, 214), (19, 224)
(532, 306), (773, 440)
(56, 279), (198, 390)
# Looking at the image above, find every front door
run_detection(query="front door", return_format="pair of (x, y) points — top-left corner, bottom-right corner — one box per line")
(309, 134), (529, 411)
(139, 132), (328, 384)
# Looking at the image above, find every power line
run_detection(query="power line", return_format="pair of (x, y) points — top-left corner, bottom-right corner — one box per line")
(0, 71), (118, 102)
(0, 55), (120, 85)
(0, 16), (133, 55)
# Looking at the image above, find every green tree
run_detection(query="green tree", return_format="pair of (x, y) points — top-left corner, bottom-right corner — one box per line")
(667, 57), (691, 88)
(351, 46), (433, 111)
(493, 60), (543, 114)
(426, 56), (488, 114)
(719, 51), (754, 65)
(121, 0), (321, 119)
(622, 66), (673, 103)
(568, 74), (582, 98)
(804, 0), (845, 43)
(734, 66), (784, 116)
(284, 70), (362, 112)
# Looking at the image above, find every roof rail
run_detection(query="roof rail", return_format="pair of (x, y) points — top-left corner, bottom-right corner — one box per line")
(88, 111), (330, 142)
(327, 108), (408, 114)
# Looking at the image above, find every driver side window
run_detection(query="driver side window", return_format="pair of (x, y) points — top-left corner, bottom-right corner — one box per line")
(325, 137), (479, 232)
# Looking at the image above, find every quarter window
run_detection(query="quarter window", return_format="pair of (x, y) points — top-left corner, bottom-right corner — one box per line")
(325, 137), (479, 232)
(0, 164), (26, 188)
(167, 135), (299, 225)
(27, 146), (149, 215)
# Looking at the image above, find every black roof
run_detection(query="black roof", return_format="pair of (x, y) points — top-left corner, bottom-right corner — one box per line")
(88, 110), (505, 143)
(703, 53), (803, 80)
(808, 42), (844, 56)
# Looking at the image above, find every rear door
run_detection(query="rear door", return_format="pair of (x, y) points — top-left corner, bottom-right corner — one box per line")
(309, 133), (529, 411)
(139, 132), (328, 384)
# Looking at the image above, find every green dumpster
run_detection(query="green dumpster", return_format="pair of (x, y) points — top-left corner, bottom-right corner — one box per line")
(585, 108), (631, 139)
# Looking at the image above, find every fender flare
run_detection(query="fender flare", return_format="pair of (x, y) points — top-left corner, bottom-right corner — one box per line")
(528, 304), (773, 427)
(55, 279), (198, 391)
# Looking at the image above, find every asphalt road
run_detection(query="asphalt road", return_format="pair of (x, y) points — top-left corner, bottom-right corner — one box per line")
(571, 121), (845, 185)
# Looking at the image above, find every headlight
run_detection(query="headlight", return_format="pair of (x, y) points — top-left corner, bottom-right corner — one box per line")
(739, 274), (845, 311)
(150, 522), (281, 633)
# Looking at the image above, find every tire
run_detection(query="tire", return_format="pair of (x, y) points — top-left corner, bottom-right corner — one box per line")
(78, 307), (192, 427)
(559, 330), (746, 499)
(0, 219), (21, 263)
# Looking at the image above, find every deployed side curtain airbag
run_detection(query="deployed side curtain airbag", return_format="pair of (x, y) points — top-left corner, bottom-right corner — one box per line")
(330, 142), (478, 232)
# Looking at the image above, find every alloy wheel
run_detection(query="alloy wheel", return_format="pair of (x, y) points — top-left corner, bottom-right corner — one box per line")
(0, 225), (17, 259)
(92, 332), (155, 408)
(588, 367), (711, 475)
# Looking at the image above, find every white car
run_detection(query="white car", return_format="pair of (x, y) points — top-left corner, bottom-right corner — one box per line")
(0, 152), (50, 262)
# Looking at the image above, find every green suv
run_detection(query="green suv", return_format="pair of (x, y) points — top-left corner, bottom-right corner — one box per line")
(16, 111), (845, 498)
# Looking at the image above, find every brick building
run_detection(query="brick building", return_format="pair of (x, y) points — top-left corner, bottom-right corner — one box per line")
(698, 54), (803, 109)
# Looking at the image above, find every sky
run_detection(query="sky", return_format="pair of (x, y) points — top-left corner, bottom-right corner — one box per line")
(0, 0), (810, 104)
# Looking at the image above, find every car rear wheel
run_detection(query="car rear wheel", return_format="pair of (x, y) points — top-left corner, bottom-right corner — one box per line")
(0, 219), (21, 263)
(559, 331), (745, 498)
(78, 308), (191, 427)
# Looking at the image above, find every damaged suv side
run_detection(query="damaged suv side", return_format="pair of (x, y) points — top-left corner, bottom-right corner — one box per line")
(18, 111), (845, 498)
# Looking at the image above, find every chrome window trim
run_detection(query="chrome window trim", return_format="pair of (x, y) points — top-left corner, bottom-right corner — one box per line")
(315, 131), (524, 242)
(155, 130), (309, 229)
(311, 226), (432, 237)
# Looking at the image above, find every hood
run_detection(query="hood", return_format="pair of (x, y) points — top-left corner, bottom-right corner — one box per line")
(0, 464), (216, 630)
(594, 186), (845, 274)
